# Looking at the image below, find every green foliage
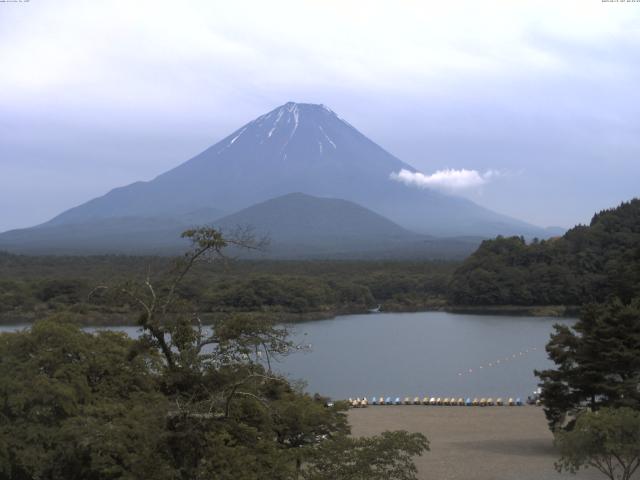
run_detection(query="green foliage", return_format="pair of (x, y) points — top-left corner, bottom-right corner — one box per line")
(35, 279), (88, 303)
(554, 407), (640, 480)
(449, 199), (640, 306)
(0, 228), (430, 479)
(302, 431), (429, 480)
(204, 275), (374, 313)
(0, 254), (456, 324)
(0, 317), (171, 480)
(536, 298), (640, 430)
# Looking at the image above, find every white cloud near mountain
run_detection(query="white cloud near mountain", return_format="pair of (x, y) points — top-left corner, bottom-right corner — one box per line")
(390, 168), (499, 191)
(0, 0), (638, 230)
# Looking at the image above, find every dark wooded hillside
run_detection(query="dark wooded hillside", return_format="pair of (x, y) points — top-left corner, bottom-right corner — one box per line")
(449, 199), (640, 306)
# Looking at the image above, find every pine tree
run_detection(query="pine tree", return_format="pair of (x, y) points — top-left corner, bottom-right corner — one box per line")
(536, 297), (640, 430)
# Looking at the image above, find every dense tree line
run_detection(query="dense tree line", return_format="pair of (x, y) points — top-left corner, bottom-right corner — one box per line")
(0, 254), (455, 324)
(449, 199), (640, 306)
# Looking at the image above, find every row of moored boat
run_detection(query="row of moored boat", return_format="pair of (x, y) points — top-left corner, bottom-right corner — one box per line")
(348, 396), (527, 407)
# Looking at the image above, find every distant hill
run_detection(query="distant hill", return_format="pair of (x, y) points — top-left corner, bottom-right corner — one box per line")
(448, 199), (640, 306)
(0, 193), (481, 258)
(214, 193), (480, 259)
(216, 192), (410, 240)
(0, 101), (553, 257)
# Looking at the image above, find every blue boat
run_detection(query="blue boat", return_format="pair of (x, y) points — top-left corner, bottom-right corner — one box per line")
(385, 397), (392, 405)
(394, 397), (401, 405)
(465, 397), (472, 406)
(371, 397), (377, 405)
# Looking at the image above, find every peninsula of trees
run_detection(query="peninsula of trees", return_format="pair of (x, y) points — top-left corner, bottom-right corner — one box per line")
(449, 199), (640, 307)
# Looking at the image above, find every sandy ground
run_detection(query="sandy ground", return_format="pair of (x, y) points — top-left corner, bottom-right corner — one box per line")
(348, 406), (623, 480)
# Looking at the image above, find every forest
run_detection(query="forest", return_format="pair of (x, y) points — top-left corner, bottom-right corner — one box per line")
(449, 199), (640, 307)
(0, 254), (455, 325)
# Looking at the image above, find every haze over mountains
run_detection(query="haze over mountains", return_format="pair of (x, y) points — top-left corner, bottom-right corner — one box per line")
(0, 102), (557, 257)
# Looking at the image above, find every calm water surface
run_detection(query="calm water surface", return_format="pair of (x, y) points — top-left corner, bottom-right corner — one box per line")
(0, 312), (571, 400)
(281, 312), (571, 400)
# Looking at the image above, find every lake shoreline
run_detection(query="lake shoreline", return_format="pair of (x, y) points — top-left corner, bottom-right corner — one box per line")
(0, 303), (580, 327)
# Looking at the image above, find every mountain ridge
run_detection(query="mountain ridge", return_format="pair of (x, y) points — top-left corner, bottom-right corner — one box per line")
(0, 102), (554, 256)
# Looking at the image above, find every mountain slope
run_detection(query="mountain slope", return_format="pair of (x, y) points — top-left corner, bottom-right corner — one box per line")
(0, 217), (192, 255)
(0, 193), (481, 258)
(0, 207), (225, 255)
(40, 102), (547, 238)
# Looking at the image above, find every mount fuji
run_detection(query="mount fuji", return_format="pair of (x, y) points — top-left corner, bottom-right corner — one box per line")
(0, 102), (551, 256)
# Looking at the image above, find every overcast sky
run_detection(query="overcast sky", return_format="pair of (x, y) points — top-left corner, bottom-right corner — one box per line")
(1, 0), (639, 232)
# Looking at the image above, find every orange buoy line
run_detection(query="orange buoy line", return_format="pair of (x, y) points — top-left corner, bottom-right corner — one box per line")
(455, 346), (540, 377)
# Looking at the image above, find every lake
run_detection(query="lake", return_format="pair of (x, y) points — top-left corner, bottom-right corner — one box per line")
(0, 311), (570, 400)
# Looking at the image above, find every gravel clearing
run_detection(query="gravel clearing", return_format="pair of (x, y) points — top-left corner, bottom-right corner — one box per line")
(348, 406), (624, 480)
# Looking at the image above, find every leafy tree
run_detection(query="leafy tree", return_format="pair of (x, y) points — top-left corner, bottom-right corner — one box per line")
(0, 316), (172, 480)
(536, 298), (640, 429)
(1, 227), (430, 479)
(555, 407), (640, 480)
(302, 431), (429, 480)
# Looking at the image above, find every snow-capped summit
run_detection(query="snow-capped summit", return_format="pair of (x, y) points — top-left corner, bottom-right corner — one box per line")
(25, 102), (547, 240)
(218, 102), (344, 157)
